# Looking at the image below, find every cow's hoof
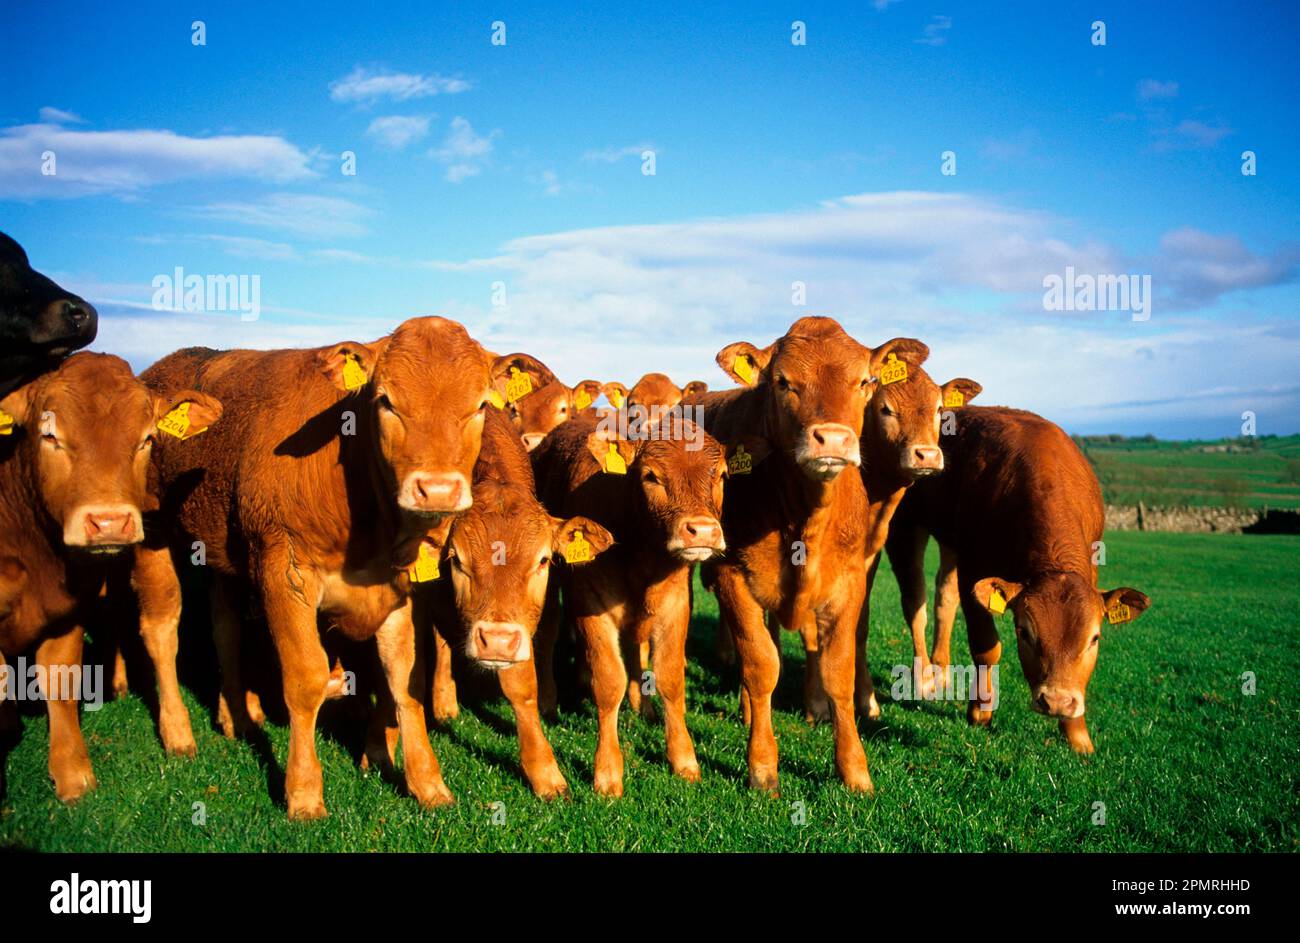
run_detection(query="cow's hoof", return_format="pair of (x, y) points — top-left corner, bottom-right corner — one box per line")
(593, 771), (624, 798)
(841, 769), (875, 794)
(52, 765), (97, 804)
(245, 692), (266, 727)
(414, 781), (456, 809)
(804, 700), (831, 726)
(287, 795), (329, 820)
(432, 701), (460, 724)
(748, 768), (779, 796)
(673, 761), (701, 783)
(967, 704), (994, 727)
(529, 768), (569, 800)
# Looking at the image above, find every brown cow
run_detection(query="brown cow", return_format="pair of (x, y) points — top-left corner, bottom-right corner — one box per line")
(135, 317), (505, 819)
(531, 409), (727, 795)
(398, 407), (612, 797)
(0, 353), (219, 801)
(689, 316), (926, 793)
(487, 352), (602, 451)
(884, 406), (1150, 753)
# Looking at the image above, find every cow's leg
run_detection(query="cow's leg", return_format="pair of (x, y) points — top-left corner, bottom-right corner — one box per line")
(577, 610), (627, 796)
(930, 543), (959, 693)
(622, 632), (645, 718)
(375, 603), (453, 808)
(430, 622), (459, 724)
(260, 567), (330, 820)
(890, 525), (937, 699)
(131, 544), (196, 756)
(960, 585), (1001, 728)
(111, 647), (129, 698)
(819, 592), (873, 793)
(647, 573), (699, 782)
(498, 658), (568, 798)
(37, 628), (96, 803)
(854, 553), (883, 720)
(715, 567), (780, 792)
(1060, 715), (1095, 754)
(362, 680), (400, 772)
(535, 586), (561, 719)
(212, 576), (262, 738)
(801, 615), (829, 725)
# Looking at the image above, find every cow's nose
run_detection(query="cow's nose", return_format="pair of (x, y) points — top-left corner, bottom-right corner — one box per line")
(471, 622), (528, 665)
(63, 300), (91, 327)
(521, 433), (546, 451)
(402, 472), (470, 514)
(76, 507), (140, 546)
(807, 423), (858, 459)
(1033, 687), (1080, 718)
(679, 516), (724, 548)
(910, 445), (944, 472)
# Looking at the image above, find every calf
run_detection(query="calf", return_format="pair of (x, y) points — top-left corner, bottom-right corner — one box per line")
(689, 316), (926, 793)
(0, 353), (219, 801)
(885, 406), (1150, 753)
(532, 410), (727, 795)
(625, 373), (707, 412)
(407, 407), (611, 797)
(1, 232), (98, 400)
(136, 317), (505, 819)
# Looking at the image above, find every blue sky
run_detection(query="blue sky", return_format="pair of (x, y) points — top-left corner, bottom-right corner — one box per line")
(2, 0), (1297, 437)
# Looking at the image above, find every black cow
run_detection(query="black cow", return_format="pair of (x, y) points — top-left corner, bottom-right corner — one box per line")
(1, 232), (98, 399)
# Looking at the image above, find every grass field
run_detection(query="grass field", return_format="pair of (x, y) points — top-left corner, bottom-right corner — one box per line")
(1, 531), (1296, 852)
(1081, 433), (1300, 509)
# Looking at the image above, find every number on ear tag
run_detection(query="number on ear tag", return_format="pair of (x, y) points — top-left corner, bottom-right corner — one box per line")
(988, 587), (1006, 615)
(727, 444), (752, 475)
(506, 367), (533, 403)
(408, 542), (440, 583)
(609, 389), (625, 408)
(0, 408), (14, 436)
(157, 402), (207, 440)
(604, 442), (627, 475)
(564, 530), (593, 564)
(342, 354), (368, 391)
(574, 388), (592, 411)
(943, 389), (965, 408)
(879, 353), (908, 386)
(1106, 603), (1132, 625)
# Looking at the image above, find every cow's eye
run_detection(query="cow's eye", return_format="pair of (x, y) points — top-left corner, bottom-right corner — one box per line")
(377, 394), (396, 414)
(1090, 633), (1101, 647)
(559, 405), (568, 416)
(643, 470), (661, 486)
(776, 376), (790, 391)
(41, 432), (62, 450)
(880, 404), (895, 417)
(860, 377), (872, 390)
(538, 556), (551, 571)
(137, 436), (155, 453)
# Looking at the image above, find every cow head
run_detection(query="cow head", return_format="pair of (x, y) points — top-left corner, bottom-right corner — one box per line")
(719, 317), (914, 483)
(973, 575), (1150, 722)
(628, 372), (689, 412)
(318, 317), (505, 517)
(0, 232), (98, 361)
(863, 361), (982, 481)
(0, 353), (221, 552)
(601, 381), (629, 410)
(442, 480), (612, 667)
(507, 379), (603, 451)
(586, 418), (727, 562)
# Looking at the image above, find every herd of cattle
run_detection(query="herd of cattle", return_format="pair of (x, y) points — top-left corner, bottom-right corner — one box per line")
(0, 232), (1151, 818)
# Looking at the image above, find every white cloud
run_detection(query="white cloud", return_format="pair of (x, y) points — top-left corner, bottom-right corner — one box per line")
(38, 106), (84, 125)
(1137, 79), (1179, 101)
(915, 15), (952, 46)
(582, 143), (656, 163)
(0, 115), (315, 199)
(431, 116), (498, 182)
(1163, 118), (1232, 149)
(329, 66), (469, 104)
(365, 115), (431, 150)
(873, 0), (902, 10)
(190, 193), (373, 239)
(414, 191), (1298, 434)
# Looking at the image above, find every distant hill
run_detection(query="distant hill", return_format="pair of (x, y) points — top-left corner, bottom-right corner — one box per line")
(1073, 433), (1300, 509)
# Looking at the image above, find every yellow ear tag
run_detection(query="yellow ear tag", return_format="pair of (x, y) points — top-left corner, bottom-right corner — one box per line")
(604, 442), (627, 475)
(1106, 602), (1132, 625)
(988, 587), (1007, 615)
(574, 388), (592, 411)
(506, 367), (533, 403)
(342, 354), (368, 391)
(487, 389), (506, 409)
(157, 402), (207, 440)
(733, 355), (755, 385)
(727, 444), (752, 475)
(879, 353), (908, 386)
(408, 542), (440, 583)
(943, 389), (965, 408)
(609, 389), (625, 408)
(0, 408), (14, 436)
(564, 529), (593, 564)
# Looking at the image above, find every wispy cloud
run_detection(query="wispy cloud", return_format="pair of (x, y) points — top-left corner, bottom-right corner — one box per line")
(1137, 78), (1179, 101)
(37, 106), (85, 125)
(329, 66), (470, 104)
(1153, 118), (1233, 151)
(915, 15), (952, 46)
(583, 143), (656, 163)
(0, 113), (315, 199)
(430, 116), (497, 182)
(365, 115), (431, 150)
(190, 193), (372, 239)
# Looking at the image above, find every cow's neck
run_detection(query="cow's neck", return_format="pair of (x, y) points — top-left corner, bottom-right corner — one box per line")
(335, 395), (407, 564)
(861, 464), (912, 557)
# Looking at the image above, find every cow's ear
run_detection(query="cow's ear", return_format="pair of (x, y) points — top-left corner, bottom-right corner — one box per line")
(317, 341), (379, 393)
(0, 382), (38, 430)
(585, 429), (638, 474)
(940, 378), (982, 408)
(972, 577), (1024, 615)
(572, 380), (603, 411)
(871, 338), (930, 374)
(682, 380), (709, 398)
(601, 381), (629, 409)
(553, 517), (614, 563)
(716, 342), (772, 387)
(490, 353), (556, 403)
(724, 434), (771, 475)
(1101, 587), (1150, 625)
(154, 390), (223, 441)
(0, 232), (29, 266)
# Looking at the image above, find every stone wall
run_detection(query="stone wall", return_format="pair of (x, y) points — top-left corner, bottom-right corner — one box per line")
(1105, 503), (1300, 534)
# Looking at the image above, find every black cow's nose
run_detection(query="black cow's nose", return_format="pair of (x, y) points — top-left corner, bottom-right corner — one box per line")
(63, 301), (90, 326)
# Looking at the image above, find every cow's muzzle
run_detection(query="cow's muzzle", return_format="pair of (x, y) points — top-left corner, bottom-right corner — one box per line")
(64, 504), (143, 551)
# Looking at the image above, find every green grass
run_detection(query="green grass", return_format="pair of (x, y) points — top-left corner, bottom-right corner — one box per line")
(1080, 434), (1300, 509)
(2, 531), (1297, 852)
